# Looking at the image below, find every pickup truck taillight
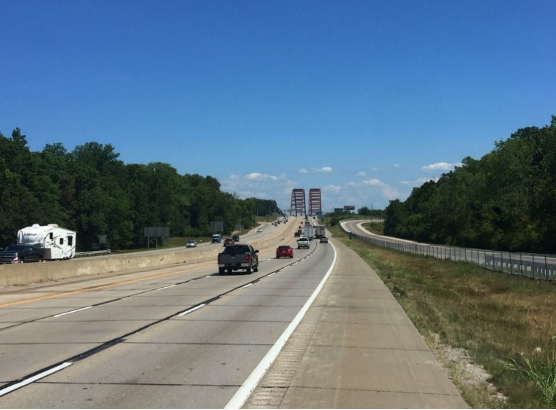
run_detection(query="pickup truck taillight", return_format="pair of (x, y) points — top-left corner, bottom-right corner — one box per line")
(245, 254), (251, 262)
(218, 254), (222, 263)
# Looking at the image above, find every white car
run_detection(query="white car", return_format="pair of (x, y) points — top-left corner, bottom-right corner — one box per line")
(186, 240), (197, 248)
(320, 236), (328, 243)
(257, 228), (263, 232)
(297, 237), (310, 249)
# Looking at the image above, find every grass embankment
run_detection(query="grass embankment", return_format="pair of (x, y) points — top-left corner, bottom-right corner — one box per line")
(329, 224), (556, 408)
(361, 221), (384, 235)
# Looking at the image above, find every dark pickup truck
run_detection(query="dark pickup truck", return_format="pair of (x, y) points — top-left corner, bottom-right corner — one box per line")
(218, 244), (259, 274)
(0, 245), (44, 264)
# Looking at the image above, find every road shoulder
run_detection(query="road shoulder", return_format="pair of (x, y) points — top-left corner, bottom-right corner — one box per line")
(244, 238), (468, 409)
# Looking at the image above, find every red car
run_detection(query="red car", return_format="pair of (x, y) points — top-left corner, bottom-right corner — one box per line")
(276, 245), (294, 259)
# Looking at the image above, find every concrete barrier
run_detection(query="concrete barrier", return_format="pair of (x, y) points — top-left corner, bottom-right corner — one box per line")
(0, 218), (300, 288)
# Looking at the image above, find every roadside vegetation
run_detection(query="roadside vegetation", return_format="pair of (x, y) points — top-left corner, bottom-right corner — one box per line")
(0, 128), (281, 251)
(329, 224), (556, 408)
(384, 116), (556, 254)
(361, 221), (384, 235)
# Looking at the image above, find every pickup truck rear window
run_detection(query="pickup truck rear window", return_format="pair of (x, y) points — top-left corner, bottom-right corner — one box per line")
(223, 245), (251, 254)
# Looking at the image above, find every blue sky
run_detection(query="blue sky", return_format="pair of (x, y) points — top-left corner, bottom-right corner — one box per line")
(1, 0), (555, 211)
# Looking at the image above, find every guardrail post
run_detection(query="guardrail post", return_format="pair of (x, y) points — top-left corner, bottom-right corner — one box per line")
(545, 255), (549, 281)
(532, 254), (536, 280)
(509, 253), (513, 275)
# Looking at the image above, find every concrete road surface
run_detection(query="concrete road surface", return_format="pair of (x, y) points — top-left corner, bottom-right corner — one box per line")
(244, 238), (467, 409)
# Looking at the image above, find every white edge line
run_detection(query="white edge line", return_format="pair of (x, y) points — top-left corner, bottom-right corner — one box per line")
(225, 242), (337, 409)
(177, 303), (207, 317)
(53, 306), (92, 318)
(0, 362), (73, 397)
(241, 283), (254, 289)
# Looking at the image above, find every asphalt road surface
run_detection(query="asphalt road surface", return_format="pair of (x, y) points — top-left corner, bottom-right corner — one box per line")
(0, 228), (334, 408)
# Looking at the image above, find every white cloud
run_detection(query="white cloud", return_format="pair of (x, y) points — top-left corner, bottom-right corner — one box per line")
(323, 185), (341, 193)
(341, 179), (400, 203)
(382, 186), (401, 200)
(400, 181), (410, 185)
(298, 166), (333, 174)
(422, 162), (461, 172)
(357, 171), (367, 177)
(246, 172), (278, 181)
(362, 178), (385, 187)
(222, 172), (290, 205)
(393, 163), (400, 168)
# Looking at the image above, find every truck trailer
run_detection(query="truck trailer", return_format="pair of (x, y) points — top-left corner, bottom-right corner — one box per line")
(314, 225), (326, 239)
(303, 225), (314, 240)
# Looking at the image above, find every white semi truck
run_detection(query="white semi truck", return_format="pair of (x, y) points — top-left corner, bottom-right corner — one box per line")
(303, 225), (314, 240)
(17, 224), (76, 260)
(314, 225), (326, 239)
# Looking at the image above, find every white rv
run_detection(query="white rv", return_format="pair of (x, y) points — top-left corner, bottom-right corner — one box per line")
(17, 224), (76, 260)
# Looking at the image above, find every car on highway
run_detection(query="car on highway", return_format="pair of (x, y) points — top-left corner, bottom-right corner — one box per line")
(257, 228), (263, 233)
(297, 237), (310, 249)
(218, 244), (259, 274)
(0, 245), (44, 264)
(186, 240), (197, 248)
(276, 245), (294, 258)
(211, 234), (222, 243)
(232, 234), (240, 242)
(320, 236), (329, 243)
(223, 238), (235, 247)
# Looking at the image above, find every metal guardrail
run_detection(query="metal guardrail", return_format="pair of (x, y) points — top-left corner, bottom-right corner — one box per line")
(74, 250), (112, 258)
(340, 221), (556, 282)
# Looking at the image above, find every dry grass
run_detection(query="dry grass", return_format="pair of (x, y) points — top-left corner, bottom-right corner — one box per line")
(330, 225), (556, 408)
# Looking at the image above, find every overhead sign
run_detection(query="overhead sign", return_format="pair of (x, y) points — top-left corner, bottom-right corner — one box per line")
(344, 205), (355, 211)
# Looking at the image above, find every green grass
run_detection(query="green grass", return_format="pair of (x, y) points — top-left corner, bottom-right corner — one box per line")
(329, 224), (556, 408)
(361, 221), (385, 235)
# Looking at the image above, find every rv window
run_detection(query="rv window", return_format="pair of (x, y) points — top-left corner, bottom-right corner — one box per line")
(49, 233), (53, 240)
(60, 238), (64, 245)
(68, 236), (73, 246)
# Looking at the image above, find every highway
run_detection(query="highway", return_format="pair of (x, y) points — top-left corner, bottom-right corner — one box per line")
(0, 218), (336, 408)
(342, 219), (556, 280)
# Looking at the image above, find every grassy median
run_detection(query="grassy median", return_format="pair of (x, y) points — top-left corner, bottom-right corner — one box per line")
(329, 225), (556, 408)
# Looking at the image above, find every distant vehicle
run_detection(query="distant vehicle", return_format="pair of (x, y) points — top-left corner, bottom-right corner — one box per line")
(276, 245), (294, 258)
(294, 230), (301, 237)
(16, 224), (76, 260)
(0, 245), (44, 264)
(303, 226), (314, 240)
(223, 238), (235, 247)
(257, 228), (263, 233)
(320, 236), (329, 243)
(232, 234), (240, 242)
(314, 225), (326, 239)
(218, 244), (259, 274)
(186, 240), (197, 248)
(211, 234), (222, 243)
(297, 237), (310, 249)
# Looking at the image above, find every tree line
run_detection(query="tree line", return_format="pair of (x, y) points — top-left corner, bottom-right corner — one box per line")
(383, 116), (556, 254)
(0, 128), (282, 250)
